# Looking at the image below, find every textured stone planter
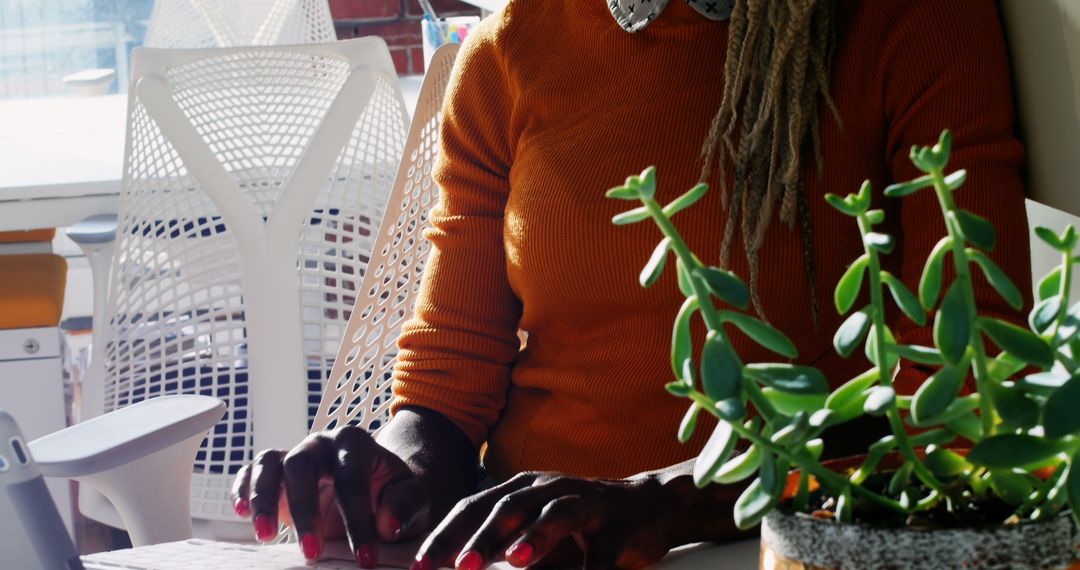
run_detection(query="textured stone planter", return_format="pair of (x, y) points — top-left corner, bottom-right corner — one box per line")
(760, 509), (1080, 570)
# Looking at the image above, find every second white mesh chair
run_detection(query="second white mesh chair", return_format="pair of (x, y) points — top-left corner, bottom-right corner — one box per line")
(144, 0), (337, 49)
(77, 37), (409, 538)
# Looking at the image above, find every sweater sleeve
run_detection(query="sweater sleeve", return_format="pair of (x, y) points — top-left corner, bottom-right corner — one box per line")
(877, 0), (1032, 394)
(389, 19), (523, 448)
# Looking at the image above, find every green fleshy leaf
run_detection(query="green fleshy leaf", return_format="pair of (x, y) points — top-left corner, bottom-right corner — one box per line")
(910, 394), (979, 428)
(746, 364), (828, 395)
(881, 271), (926, 325)
(968, 434), (1062, 468)
(943, 169), (967, 191)
(977, 317), (1054, 369)
(934, 131), (954, 166)
(925, 447), (973, 478)
(1035, 226), (1066, 251)
(723, 313), (797, 358)
(693, 420), (737, 487)
(1044, 375), (1080, 438)
(637, 166), (657, 199)
(1029, 295), (1062, 335)
(1038, 267), (1062, 302)
(909, 428), (958, 448)
(834, 254), (869, 314)
(605, 185), (638, 200)
(678, 403), (700, 443)
(825, 193), (860, 216)
(952, 210), (997, 250)
(920, 237), (952, 309)
(715, 444), (760, 484)
(883, 174), (934, 198)
(946, 411), (983, 442)
(866, 209), (885, 225)
(863, 386), (896, 416)
(911, 363), (966, 426)
(889, 462), (915, 496)
(834, 307), (874, 358)
(612, 206), (651, 225)
(1022, 370), (1072, 390)
(759, 450), (780, 496)
(826, 368), (878, 422)
(761, 388), (827, 416)
(733, 478), (776, 530)
(968, 249), (1023, 310)
(771, 412), (810, 447)
(989, 469), (1034, 505)
(700, 331), (741, 401)
(851, 437), (894, 485)
(715, 398), (747, 422)
(988, 382), (1039, 429)
(865, 232), (896, 254)
(836, 488), (854, 523)
(665, 382), (692, 397)
(887, 343), (943, 365)
(695, 267), (750, 309)
(663, 183), (709, 217)
(681, 358), (696, 390)
(1058, 302), (1080, 342)
(935, 282), (971, 365)
(671, 297), (699, 378)
(640, 237), (672, 288)
(676, 258), (694, 297)
(987, 352), (1028, 383)
(865, 324), (900, 372)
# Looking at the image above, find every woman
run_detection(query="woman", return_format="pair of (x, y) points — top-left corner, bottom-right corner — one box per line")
(232, 0), (1031, 568)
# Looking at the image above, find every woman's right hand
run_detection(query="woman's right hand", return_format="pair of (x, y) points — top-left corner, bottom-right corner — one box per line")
(230, 425), (431, 567)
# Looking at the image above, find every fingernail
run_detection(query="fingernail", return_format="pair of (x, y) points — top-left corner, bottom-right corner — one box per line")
(505, 542), (534, 567)
(410, 555), (430, 570)
(456, 550), (483, 570)
(387, 514), (402, 537)
(356, 544), (376, 569)
(300, 533), (322, 560)
(253, 514), (276, 542)
(233, 497), (250, 518)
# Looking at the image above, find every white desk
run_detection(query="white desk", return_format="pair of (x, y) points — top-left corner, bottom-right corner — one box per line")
(0, 78), (425, 233)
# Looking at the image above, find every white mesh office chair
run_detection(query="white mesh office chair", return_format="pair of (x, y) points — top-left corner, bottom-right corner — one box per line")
(67, 37), (409, 542)
(144, 0), (337, 49)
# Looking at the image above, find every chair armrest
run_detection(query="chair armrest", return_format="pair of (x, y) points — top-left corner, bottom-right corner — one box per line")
(28, 395), (225, 479)
(64, 214), (117, 245)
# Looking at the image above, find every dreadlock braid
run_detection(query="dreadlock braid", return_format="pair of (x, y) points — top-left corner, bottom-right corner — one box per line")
(700, 0), (839, 325)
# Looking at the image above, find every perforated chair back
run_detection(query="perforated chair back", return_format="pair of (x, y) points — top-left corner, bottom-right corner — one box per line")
(90, 37), (408, 524)
(312, 43), (460, 433)
(144, 0), (336, 49)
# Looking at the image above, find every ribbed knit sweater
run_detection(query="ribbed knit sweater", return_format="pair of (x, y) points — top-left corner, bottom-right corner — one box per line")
(390, 0), (1031, 482)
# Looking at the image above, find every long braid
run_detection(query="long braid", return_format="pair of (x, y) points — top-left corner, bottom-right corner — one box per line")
(700, 0), (838, 324)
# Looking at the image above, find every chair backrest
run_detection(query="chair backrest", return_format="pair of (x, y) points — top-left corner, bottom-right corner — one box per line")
(312, 43), (460, 433)
(144, 0), (337, 49)
(94, 37), (408, 522)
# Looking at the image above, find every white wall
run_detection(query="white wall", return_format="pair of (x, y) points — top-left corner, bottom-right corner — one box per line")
(1001, 0), (1080, 216)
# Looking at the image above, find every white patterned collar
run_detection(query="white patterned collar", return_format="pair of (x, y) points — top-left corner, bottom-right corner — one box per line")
(608, 0), (735, 33)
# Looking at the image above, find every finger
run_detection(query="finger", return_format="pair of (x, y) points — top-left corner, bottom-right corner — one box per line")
(282, 434), (336, 560)
(231, 464), (252, 518)
(504, 495), (587, 568)
(330, 427), (379, 568)
(415, 474), (536, 570)
(249, 449), (286, 542)
(376, 476), (430, 541)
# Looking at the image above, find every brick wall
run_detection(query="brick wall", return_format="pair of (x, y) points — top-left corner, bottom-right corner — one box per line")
(329, 0), (481, 75)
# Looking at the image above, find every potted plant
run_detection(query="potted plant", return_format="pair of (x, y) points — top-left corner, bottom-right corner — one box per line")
(607, 130), (1080, 569)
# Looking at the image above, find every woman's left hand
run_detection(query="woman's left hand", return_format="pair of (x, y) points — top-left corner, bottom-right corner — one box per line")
(412, 471), (679, 570)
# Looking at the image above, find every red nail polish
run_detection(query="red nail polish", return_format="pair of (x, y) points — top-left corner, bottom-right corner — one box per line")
(356, 544), (377, 569)
(410, 555), (431, 570)
(506, 542), (534, 567)
(456, 550), (483, 570)
(300, 533), (322, 560)
(253, 514), (276, 542)
(233, 497), (250, 517)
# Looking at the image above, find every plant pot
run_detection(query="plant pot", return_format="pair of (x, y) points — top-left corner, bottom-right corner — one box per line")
(759, 508), (1080, 570)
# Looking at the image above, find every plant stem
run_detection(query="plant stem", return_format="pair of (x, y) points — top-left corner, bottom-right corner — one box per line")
(930, 170), (997, 437)
(1054, 247), (1074, 343)
(1015, 463), (1065, 518)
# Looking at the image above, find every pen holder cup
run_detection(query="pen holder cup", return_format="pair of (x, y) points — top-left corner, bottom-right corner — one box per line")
(421, 16), (480, 71)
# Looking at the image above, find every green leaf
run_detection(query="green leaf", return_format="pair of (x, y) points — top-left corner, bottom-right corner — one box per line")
(834, 254), (869, 314)
(746, 364), (828, 395)
(920, 237), (952, 309)
(700, 331), (741, 401)
(881, 272), (926, 325)
(989, 469), (1034, 505)
(723, 313), (797, 358)
(946, 411), (983, 442)
(771, 412), (810, 447)
(851, 437), (892, 484)
(887, 343), (943, 366)
(863, 386), (896, 416)
(1035, 226), (1066, 251)
(678, 403), (700, 443)
(671, 297), (698, 378)
(1022, 370), (1071, 390)
(883, 174), (934, 198)
(826, 368), (878, 422)
(865, 232), (895, 254)
(977, 317), (1054, 369)
(911, 363), (966, 425)
(1044, 375), (1080, 438)
(836, 488), (854, 523)
(1067, 452), (1080, 528)
(952, 210), (997, 250)
(988, 382), (1039, 429)
(612, 206), (651, 225)
(733, 478), (776, 530)
(825, 193), (860, 216)
(968, 434), (1062, 468)
(865, 324), (900, 372)
(909, 428), (958, 448)
(854, 179), (873, 211)
(663, 183), (709, 217)
(760, 388), (827, 416)
(910, 394), (979, 428)
(934, 130), (954, 165)
(943, 169), (967, 191)
(759, 450), (780, 496)
(987, 352), (1028, 383)
(715, 398), (747, 422)
(834, 307), (874, 358)
(638, 166), (657, 199)
(925, 447), (973, 478)
(714, 444), (760, 484)
(605, 185), (638, 200)
(888, 461), (915, 496)
(640, 237), (672, 288)
(695, 267), (750, 309)
(693, 420), (738, 487)
(935, 282), (971, 365)
(676, 258), (694, 297)
(665, 381), (692, 397)
(968, 249), (1023, 310)
(1038, 267), (1062, 302)
(866, 209), (885, 225)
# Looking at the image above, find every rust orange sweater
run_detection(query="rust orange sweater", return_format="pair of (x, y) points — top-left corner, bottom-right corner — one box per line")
(390, 0), (1031, 482)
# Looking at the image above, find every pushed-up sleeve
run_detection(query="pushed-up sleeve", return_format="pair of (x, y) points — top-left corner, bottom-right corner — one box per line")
(390, 22), (523, 448)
